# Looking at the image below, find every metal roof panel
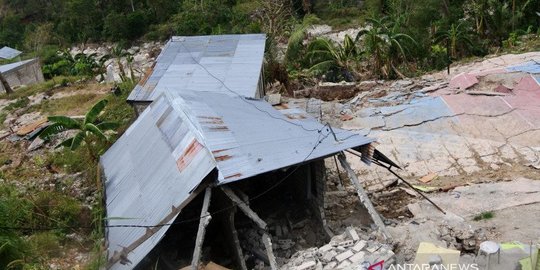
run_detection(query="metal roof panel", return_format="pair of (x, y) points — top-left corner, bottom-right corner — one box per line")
(128, 34), (266, 102)
(0, 46), (22, 59)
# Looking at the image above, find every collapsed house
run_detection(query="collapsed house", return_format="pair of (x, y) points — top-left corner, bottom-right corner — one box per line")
(101, 34), (391, 269)
(0, 58), (45, 92)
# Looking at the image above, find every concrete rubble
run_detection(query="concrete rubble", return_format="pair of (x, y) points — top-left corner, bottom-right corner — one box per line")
(280, 227), (394, 270)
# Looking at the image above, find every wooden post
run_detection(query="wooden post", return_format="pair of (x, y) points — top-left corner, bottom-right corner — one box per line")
(0, 72), (13, 94)
(221, 186), (267, 230)
(227, 209), (248, 270)
(262, 232), (278, 270)
(221, 186), (277, 270)
(337, 153), (390, 240)
(191, 187), (213, 269)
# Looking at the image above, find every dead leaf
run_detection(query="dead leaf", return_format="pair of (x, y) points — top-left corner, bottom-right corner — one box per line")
(419, 172), (437, 183)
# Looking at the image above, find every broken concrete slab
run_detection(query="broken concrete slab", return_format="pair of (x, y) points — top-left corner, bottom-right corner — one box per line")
(449, 73), (479, 89)
(428, 178), (540, 218)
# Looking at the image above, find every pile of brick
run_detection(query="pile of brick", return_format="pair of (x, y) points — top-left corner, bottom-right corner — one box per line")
(280, 227), (395, 270)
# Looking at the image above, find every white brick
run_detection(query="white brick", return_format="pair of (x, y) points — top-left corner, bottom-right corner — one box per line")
(352, 240), (367, 252)
(338, 240), (354, 248)
(346, 227), (360, 242)
(335, 250), (354, 262)
(336, 259), (352, 269)
(322, 250), (337, 262)
(318, 244), (333, 253)
(323, 261), (337, 270)
(366, 244), (380, 253)
(297, 261), (316, 270)
(349, 251), (366, 264)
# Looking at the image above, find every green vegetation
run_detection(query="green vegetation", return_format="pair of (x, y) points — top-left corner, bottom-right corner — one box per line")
(0, 0), (538, 84)
(473, 211), (495, 221)
(307, 35), (361, 81)
(39, 99), (119, 162)
(0, 184), (87, 269)
(0, 75), (135, 268)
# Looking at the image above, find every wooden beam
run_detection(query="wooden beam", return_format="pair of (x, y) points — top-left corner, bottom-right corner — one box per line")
(221, 186), (267, 230)
(191, 187), (213, 269)
(262, 232), (278, 270)
(337, 153), (390, 239)
(227, 209), (248, 270)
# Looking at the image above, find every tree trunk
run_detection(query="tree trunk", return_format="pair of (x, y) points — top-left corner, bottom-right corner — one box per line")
(0, 72), (13, 95)
(512, 0), (515, 31)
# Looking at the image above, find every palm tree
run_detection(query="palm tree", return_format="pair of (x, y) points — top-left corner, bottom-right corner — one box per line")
(39, 99), (118, 161)
(306, 34), (361, 81)
(356, 17), (416, 79)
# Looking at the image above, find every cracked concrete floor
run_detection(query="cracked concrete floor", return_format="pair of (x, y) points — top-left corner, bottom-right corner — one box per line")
(341, 69), (540, 191)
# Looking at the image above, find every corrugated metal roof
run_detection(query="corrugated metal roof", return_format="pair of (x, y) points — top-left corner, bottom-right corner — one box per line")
(0, 46), (22, 59)
(102, 92), (374, 269)
(127, 34), (266, 102)
(175, 91), (375, 184)
(0, 59), (35, 73)
(102, 94), (216, 270)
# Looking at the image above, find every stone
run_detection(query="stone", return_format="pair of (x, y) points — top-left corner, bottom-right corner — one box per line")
(391, 80), (413, 88)
(346, 227), (360, 242)
(335, 250), (354, 262)
(352, 240), (367, 252)
(27, 137), (44, 152)
(267, 94), (281, 105)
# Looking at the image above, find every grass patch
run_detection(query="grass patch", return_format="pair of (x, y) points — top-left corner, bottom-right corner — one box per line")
(28, 232), (62, 258)
(46, 147), (96, 175)
(4, 97), (29, 113)
(473, 211), (494, 221)
(101, 81), (136, 135)
(0, 183), (87, 269)
(33, 93), (103, 116)
(0, 76), (83, 100)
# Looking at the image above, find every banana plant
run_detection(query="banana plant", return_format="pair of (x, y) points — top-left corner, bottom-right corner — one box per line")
(306, 34), (361, 81)
(39, 99), (118, 160)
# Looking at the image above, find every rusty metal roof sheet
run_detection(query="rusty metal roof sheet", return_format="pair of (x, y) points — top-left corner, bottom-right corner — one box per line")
(102, 92), (373, 269)
(0, 46), (22, 59)
(127, 34), (266, 102)
(175, 91), (375, 184)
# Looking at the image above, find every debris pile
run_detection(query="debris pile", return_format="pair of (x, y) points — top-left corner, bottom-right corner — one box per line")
(280, 227), (394, 269)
